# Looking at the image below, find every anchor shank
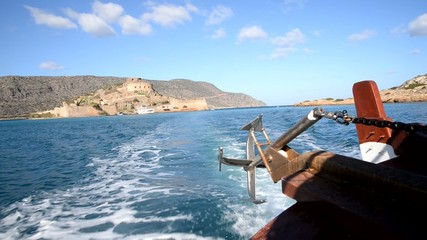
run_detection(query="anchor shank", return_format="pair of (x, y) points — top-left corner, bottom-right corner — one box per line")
(271, 109), (322, 150)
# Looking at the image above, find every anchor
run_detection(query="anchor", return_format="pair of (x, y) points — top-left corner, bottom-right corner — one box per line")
(218, 114), (279, 203)
(218, 114), (271, 203)
(218, 110), (323, 203)
(218, 81), (427, 205)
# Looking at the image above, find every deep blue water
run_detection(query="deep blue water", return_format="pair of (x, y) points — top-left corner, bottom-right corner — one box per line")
(0, 103), (426, 240)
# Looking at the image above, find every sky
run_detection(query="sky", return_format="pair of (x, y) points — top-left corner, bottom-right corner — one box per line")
(1, 0), (426, 105)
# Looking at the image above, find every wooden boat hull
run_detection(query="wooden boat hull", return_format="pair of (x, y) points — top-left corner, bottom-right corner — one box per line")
(252, 150), (426, 239)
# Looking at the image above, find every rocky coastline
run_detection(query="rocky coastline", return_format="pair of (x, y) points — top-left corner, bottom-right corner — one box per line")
(294, 75), (427, 106)
(0, 74), (426, 119)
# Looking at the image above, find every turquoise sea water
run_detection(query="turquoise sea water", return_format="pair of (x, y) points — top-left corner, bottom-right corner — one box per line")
(1, 103), (426, 240)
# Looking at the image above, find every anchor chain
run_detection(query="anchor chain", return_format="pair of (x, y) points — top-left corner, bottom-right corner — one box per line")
(313, 108), (427, 133)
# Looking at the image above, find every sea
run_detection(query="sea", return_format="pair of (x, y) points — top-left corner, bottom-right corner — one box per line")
(1, 103), (426, 240)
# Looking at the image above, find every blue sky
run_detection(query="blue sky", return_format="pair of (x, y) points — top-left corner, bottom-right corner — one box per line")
(1, 0), (426, 105)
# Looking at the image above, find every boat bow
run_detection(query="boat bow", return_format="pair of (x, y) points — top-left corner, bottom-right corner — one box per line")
(217, 80), (427, 239)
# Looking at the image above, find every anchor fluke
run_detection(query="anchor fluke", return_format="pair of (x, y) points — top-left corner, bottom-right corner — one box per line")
(241, 114), (264, 131)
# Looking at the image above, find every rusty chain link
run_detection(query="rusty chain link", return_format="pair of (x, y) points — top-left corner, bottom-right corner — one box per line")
(313, 108), (427, 133)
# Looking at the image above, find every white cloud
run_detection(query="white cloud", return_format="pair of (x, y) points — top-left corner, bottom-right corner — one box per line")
(26, 2), (201, 37)
(211, 28), (226, 39)
(237, 27), (306, 59)
(119, 15), (152, 35)
(65, 8), (115, 37)
(348, 29), (376, 42)
(270, 28), (305, 59)
(408, 13), (427, 36)
(39, 61), (64, 70)
(142, 3), (199, 27)
(25, 6), (77, 29)
(184, 3), (199, 14)
(237, 25), (268, 42)
(78, 13), (116, 37)
(205, 5), (233, 25)
(410, 48), (421, 55)
(271, 28), (305, 47)
(92, 1), (124, 23)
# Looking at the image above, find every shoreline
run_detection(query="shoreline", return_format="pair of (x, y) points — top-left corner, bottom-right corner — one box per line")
(2, 101), (427, 121)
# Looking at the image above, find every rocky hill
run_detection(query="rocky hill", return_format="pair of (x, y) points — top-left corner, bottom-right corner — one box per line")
(295, 74), (427, 106)
(0, 76), (126, 118)
(381, 74), (427, 103)
(147, 79), (264, 108)
(0, 76), (265, 119)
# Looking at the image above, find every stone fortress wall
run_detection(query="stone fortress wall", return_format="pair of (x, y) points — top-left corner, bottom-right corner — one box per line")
(40, 78), (209, 118)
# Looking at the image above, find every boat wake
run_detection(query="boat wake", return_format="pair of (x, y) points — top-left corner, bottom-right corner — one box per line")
(0, 130), (219, 239)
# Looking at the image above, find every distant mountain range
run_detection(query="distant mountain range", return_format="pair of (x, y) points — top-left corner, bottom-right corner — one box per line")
(0, 76), (265, 119)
